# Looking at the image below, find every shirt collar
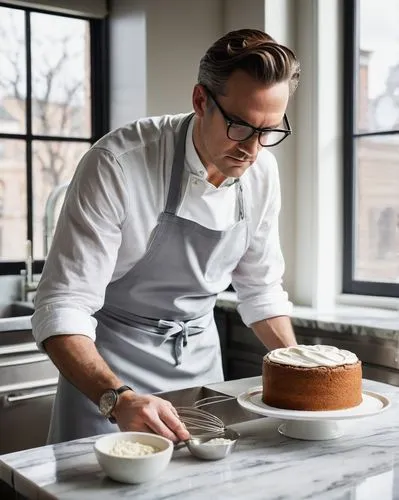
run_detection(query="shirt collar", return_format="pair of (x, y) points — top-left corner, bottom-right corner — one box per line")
(185, 115), (237, 187)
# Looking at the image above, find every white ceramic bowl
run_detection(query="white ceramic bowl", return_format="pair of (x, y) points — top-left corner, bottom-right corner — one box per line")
(94, 432), (173, 484)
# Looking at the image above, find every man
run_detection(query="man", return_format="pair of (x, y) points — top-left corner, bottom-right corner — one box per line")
(32, 29), (300, 444)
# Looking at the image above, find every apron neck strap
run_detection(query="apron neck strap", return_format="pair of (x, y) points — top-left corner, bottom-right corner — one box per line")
(165, 113), (195, 215)
(164, 112), (245, 221)
(235, 180), (245, 220)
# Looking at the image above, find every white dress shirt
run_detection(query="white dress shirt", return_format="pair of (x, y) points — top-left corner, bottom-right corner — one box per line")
(32, 113), (292, 348)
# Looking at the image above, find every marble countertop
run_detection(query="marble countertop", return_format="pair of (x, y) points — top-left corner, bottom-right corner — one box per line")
(216, 291), (399, 341)
(1, 376), (399, 499)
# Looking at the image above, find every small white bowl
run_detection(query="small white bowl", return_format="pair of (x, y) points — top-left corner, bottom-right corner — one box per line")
(94, 432), (173, 484)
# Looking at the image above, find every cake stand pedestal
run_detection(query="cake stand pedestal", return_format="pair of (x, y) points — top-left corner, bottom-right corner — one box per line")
(237, 386), (391, 441)
(278, 420), (343, 440)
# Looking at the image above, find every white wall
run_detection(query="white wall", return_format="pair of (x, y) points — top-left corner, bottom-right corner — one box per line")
(223, 0), (266, 30)
(145, 0), (223, 115)
(109, 0), (147, 128)
(109, 0), (223, 122)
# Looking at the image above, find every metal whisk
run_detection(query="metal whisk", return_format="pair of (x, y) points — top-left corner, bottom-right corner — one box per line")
(176, 406), (226, 438)
(193, 394), (236, 409)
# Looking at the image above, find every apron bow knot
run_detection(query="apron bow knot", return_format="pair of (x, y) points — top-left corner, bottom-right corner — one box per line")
(158, 319), (203, 365)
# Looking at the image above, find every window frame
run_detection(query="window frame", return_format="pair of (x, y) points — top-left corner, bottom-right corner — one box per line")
(343, 0), (399, 297)
(0, 2), (109, 275)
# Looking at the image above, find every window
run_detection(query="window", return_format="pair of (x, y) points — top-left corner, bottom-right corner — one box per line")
(343, 0), (399, 297)
(0, 2), (108, 273)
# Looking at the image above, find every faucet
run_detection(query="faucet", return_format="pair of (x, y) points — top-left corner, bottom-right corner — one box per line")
(20, 184), (70, 301)
(20, 240), (38, 302)
(20, 183), (70, 302)
(43, 182), (70, 256)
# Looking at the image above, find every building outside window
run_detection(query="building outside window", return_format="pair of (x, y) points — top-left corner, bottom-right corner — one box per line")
(343, 0), (399, 297)
(0, 2), (108, 273)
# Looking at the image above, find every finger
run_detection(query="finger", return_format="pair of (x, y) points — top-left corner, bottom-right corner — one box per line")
(170, 405), (179, 417)
(146, 415), (179, 442)
(159, 407), (191, 441)
(160, 399), (179, 417)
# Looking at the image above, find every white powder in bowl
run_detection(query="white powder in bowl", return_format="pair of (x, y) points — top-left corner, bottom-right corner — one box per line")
(109, 440), (160, 457)
(203, 437), (234, 446)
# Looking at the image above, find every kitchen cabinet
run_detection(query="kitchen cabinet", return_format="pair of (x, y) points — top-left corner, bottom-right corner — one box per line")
(215, 307), (265, 380)
(0, 327), (58, 454)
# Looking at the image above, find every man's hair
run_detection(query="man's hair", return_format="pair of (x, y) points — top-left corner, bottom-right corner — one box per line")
(198, 29), (300, 96)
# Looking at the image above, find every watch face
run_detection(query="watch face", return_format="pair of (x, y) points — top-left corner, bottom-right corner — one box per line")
(99, 390), (117, 417)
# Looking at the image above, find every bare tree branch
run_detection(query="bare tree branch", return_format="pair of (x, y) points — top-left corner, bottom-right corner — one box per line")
(1, 10), (87, 189)
(0, 10), (25, 108)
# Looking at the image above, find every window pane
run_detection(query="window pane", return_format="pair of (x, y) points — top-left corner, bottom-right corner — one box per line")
(357, 0), (399, 133)
(0, 7), (26, 134)
(354, 135), (399, 283)
(0, 140), (27, 260)
(31, 13), (91, 138)
(32, 141), (90, 259)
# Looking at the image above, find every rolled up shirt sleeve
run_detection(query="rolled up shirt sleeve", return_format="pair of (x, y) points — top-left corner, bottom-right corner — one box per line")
(31, 147), (129, 350)
(232, 157), (293, 327)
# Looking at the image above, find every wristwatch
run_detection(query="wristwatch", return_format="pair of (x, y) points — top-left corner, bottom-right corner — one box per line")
(99, 385), (133, 423)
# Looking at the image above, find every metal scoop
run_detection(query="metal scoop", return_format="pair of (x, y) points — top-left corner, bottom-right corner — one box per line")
(175, 403), (240, 460)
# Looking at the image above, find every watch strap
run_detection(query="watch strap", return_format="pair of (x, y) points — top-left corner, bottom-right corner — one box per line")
(108, 385), (133, 424)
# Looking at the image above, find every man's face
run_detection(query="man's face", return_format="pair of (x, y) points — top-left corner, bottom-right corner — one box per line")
(193, 70), (290, 179)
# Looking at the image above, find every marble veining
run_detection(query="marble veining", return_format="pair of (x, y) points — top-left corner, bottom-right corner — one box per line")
(1, 377), (399, 499)
(216, 291), (399, 340)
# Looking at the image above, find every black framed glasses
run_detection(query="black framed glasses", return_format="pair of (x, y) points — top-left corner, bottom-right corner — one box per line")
(205, 87), (292, 147)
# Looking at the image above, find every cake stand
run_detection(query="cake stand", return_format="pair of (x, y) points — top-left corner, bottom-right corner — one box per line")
(237, 386), (391, 441)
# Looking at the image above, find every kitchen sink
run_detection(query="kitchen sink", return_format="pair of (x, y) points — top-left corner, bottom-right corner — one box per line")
(0, 301), (35, 318)
(158, 385), (261, 428)
(0, 302), (34, 332)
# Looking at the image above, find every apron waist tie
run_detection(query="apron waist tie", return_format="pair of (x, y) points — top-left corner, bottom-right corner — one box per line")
(98, 306), (212, 366)
(158, 320), (203, 366)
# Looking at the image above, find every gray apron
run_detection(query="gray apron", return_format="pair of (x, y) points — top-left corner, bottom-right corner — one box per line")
(47, 114), (250, 443)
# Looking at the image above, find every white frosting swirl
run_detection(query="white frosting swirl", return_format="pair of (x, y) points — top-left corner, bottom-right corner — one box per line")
(266, 345), (358, 367)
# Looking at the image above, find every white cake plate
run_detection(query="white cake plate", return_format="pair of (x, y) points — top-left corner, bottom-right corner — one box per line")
(237, 386), (391, 441)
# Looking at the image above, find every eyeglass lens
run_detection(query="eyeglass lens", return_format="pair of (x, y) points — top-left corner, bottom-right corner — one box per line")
(227, 123), (287, 146)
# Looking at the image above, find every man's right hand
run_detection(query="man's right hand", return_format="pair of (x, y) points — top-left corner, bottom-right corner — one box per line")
(113, 390), (190, 443)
